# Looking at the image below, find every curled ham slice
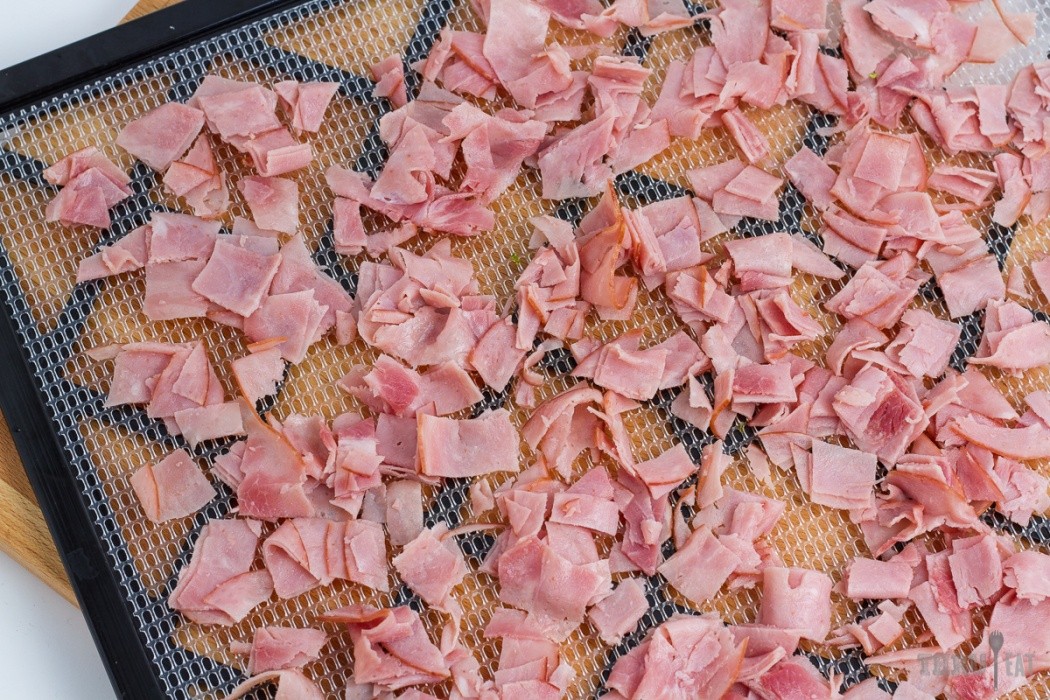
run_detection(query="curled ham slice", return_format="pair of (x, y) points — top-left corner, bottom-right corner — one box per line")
(169, 518), (273, 625)
(262, 517), (388, 597)
(324, 604), (451, 691)
(273, 80), (339, 133)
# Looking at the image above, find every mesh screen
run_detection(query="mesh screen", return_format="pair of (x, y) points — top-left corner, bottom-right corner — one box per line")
(0, 0), (1049, 698)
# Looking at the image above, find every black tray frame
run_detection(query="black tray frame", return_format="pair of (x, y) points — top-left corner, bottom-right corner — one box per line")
(0, 2), (302, 697)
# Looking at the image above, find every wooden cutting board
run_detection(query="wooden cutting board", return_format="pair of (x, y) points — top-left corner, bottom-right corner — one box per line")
(0, 0), (183, 608)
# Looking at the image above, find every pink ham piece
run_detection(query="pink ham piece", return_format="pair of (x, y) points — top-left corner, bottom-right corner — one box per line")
(785, 146), (836, 211)
(371, 56), (407, 108)
(225, 670), (323, 700)
(263, 517), (388, 598)
(192, 238), (281, 317)
(845, 558), (913, 600)
(169, 518), (273, 625)
(417, 409), (519, 478)
(758, 567), (833, 642)
(927, 165), (997, 205)
(238, 176), (299, 235)
(232, 347), (285, 405)
(587, 577), (648, 645)
(44, 147), (132, 229)
(129, 449), (216, 523)
(631, 443), (696, 500)
(392, 524), (468, 609)
(1003, 551), (1050, 603)
(418, 29), (499, 101)
(241, 627), (328, 674)
(236, 407), (314, 520)
(497, 531), (611, 640)
(173, 401), (245, 449)
(384, 479), (424, 547)
(833, 365), (927, 466)
(194, 80), (282, 140)
(469, 317), (524, 392)
(805, 440), (877, 510)
(825, 256), (925, 330)
(164, 135), (229, 218)
(605, 614), (744, 699)
(970, 299), (1050, 374)
(658, 525), (741, 605)
(323, 604), (450, 691)
(883, 309), (960, 379)
(273, 80), (339, 133)
(116, 102), (205, 171)
(77, 224), (149, 282)
(234, 126), (314, 178)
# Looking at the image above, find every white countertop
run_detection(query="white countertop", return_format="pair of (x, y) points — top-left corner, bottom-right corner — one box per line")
(1, 6), (137, 698)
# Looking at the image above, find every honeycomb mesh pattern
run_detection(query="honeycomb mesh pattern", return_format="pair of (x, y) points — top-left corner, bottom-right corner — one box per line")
(0, 0), (1049, 698)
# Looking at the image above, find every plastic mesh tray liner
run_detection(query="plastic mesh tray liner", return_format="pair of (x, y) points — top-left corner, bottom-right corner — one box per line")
(1, 0), (1050, 697)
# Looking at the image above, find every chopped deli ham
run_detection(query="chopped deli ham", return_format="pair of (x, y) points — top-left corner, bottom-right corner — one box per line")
(89, 7), (1050, 696)
(44, 147), (132, 229)
(129, 449), (216, 522)
(759, 567), (833, 642)
(392, 524), (467, 609)
(263, 518), (388, 597)
(273, 80), (339, 133)
(417, 409), (519, 478)
(116, 102), (205, 171)
(240, 626), (328, 674)
(325, 605), (450, 691)
(587, 577), (648, 645)
(169, 519), (273, 625)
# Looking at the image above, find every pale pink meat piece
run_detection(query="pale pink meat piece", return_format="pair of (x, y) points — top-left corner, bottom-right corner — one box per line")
(785, 147), (836, 211)
(384, 479), (424, 547)
(236, 407), (315, 520)
(806, 440), (877, 510)
(232, 347), (285, 405)
(970, 299), (1050, 374)
(274, 80), (340, 133)
(324, 604), (450, 691)
(77, 224), (150, 282)
(116, 102), (205, 171)
(225, 670), (324, 700)
(169, 518), (273, 625)
(173, 401), (245, 449)
(631, 443), (695, 500)
(196, 82), (282, 140)
(263, 518), (388, 598)
(239, 176), (299, 235)
(758, 567), (833, 642)
(587, 577), (648, 645)
(1003, 550), (1050, 603)
(605, 614), (744, 699)
(392, 524), (468, 608)
(417, 409), (519, 478)
(192, 238), (281, 317)
(658, 525), (741, 605)
(469, 317), (524, 392)
(845, 558), (913, 599)
(243, 290), (328, 364)
(129, 448), (216, 523)
(165, 135), (229, 218)
(243, 627), (328, 674)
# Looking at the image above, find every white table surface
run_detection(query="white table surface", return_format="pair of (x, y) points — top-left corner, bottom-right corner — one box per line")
(0, 5), (138, 698)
